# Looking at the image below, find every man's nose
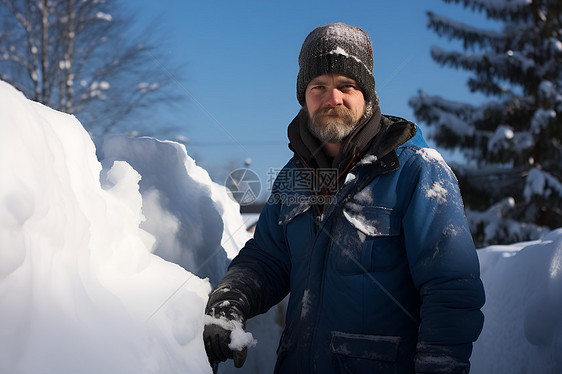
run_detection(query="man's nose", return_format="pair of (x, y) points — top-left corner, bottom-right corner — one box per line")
(324, 88), (343, 107)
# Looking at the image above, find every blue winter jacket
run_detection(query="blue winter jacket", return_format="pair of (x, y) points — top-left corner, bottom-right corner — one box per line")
(228, 123), (485, 373)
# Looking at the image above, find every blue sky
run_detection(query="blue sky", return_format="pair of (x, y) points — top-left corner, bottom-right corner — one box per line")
(128, 0), (495, 200)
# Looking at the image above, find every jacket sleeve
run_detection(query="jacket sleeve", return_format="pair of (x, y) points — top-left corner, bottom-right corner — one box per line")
(207, 184), (291, 320)
(400, 150), (485, 374)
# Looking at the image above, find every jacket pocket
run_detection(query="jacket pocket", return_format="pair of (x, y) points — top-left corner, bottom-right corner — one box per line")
(335, 206), (404, 273)
(330, 331), (400, 374)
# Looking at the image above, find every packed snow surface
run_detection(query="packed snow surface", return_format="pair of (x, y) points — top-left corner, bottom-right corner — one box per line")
(98, 134), (250, 285)
(473, 229), (562, 373)
(1, 80), (561, 373)
(0, 80), (248, 373)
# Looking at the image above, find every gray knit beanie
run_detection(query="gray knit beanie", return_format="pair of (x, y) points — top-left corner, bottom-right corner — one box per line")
(297, 23), (379, 111)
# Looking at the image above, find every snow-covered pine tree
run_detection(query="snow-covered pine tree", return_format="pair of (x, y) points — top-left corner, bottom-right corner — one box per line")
(409, 0), (562, 246)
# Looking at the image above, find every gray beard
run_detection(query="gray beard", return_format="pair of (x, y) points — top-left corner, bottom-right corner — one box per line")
(306, 107), (359, 143)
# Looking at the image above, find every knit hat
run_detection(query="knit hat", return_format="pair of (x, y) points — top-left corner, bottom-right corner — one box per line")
(297, 23), (379, 110)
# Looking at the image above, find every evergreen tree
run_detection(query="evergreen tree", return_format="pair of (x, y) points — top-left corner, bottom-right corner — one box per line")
(410, 0), (562, 246)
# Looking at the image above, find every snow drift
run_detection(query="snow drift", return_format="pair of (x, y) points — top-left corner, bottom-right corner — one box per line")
(97, 134), (249, 285)
(473, 229), (562, 373)
(0, 80), (235, 373)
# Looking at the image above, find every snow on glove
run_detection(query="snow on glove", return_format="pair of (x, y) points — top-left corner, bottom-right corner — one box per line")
(203, 305), (256, 369)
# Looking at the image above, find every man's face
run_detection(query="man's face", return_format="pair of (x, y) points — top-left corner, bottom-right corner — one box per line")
(305, 73), (365, 143)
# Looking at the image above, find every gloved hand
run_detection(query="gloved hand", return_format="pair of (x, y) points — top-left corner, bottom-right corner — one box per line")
(203, 305), (248, 369)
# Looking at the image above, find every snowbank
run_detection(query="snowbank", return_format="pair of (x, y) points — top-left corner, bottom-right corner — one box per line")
(97, 134), (250, 285)
(0, 80), (238, 373)
(473, 229), (562, 373)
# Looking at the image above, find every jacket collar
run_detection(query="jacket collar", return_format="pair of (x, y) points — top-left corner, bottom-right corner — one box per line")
(287, 106), (382, 172)
(279, 116), (417, 225)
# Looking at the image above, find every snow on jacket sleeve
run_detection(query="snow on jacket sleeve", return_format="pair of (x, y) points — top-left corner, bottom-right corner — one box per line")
(210, 179), (292, 320)
(400, 148), (485, 374)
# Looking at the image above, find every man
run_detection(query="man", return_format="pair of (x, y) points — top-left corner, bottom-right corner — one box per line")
(203, 22), (485, 373)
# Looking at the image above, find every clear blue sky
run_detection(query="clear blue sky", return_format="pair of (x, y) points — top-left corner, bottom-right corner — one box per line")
(127, 0), (495, 200)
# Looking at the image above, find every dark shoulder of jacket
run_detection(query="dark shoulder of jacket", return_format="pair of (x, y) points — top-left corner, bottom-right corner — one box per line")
(381, 115), (417, 143)
(382, 114), (436, 151)
(368, 114), (417, 158)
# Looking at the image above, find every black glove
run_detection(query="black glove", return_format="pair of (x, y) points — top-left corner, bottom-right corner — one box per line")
(203, 266), (262, 371)
(203, 305), (248, 369)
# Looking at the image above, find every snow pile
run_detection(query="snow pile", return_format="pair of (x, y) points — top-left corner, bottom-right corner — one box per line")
(97, 135), (250, 285)
(0, 80), (239, 373)
(473, 229), (562, 373)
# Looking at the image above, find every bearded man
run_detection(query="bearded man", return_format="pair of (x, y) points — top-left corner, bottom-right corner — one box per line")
(203, 22), (485, 374)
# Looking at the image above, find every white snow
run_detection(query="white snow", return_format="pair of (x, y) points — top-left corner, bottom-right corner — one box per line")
(511, 130), (534, 154)
(416, 147), (454, 177)
(344, 172), (356, 184)
(443, 224), (459, 238)
(59, 60), (71, 70)
(343, 209), (381, 236)
(550, 38), (562, 53)
(99, 80), (110, 90)
(425, 181), (448, 204)
(466, 197), (548, 246)
(322, 22), (373, 72)
(354, 186), (374, 204)
(241, 213), (260, 232)
(472, 228), (562, 374)
(98, 135), (250, 283)
(96, 11), (112, 22)
(0, 80), (249, 374)
(90, 80), (110, 91)
(1, 78), (562, 373)
(524, 168), (562, 202)
(204, 316), (257, 351)
(530, 108), (556, 134)
(327, 46), (371, 73)
(538, 80), (562, 104)
(410, 92), (496, 139)
(505, 49), (535, 71)
(356, 154), (378, 166)
(300, 289), (311, 319)
(487, 125), (514, 152)
(229, 324), (258, 351)
(136, 81), (160, 94)
(330, 46), (349, 57)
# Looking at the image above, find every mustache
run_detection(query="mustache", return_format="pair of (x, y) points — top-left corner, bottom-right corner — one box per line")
(313, 106), (352, 117)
